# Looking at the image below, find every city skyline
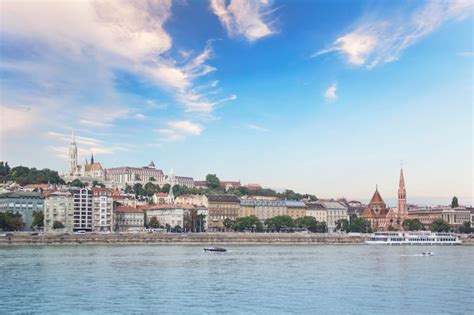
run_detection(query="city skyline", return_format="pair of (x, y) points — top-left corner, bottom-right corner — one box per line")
(1, 0), (473, 204)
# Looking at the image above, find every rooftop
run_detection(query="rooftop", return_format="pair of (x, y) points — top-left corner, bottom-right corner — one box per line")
(206, 194), (240, 203)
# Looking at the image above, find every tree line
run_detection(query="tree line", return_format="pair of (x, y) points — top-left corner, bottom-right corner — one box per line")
(1, 162), (64, 186)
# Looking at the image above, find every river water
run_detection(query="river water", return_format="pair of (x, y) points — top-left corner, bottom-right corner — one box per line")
(0, 245), (472, 314)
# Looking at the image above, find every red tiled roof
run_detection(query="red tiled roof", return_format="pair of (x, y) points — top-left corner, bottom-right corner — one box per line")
(23, 184), (49, 189)
(369, 188), (385, 206)
(114, 206), (143, 213)
(362, 207), (389, 219)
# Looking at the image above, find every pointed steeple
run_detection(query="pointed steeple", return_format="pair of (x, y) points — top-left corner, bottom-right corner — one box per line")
(399, 168), (405, 190)
(168, 183), (175, 204)
(90, 153), (94, 164)
(398, 167), (407, 215)
(71, 129), (76, 144)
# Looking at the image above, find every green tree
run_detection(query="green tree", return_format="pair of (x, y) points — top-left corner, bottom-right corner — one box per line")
(335, 219), (349, 232)
(315, 221), (328, 233)
(206, 174), (220, 189)
(348, 216), (370, 233)
(53, 221), (65, 229)
(161, 184), (171, 193)
(295, 216), (318, 232)
(223, 217), (234, 230)
(144, 182), (157, 196)
(124, 184), (134, 194)
(0, 161), (11, 178)
(459, 221), (472, 234)
(451, 196), (459, 208)
(31, 210), (44, 229)
(70, 179), (84, 188)
(133, 183), (144, 196)
(148, 216), (160, 229)
(233, 215), (263, 232)
(402, 219), (424, 231)
(430, 218), (451, 232)
(0, 211), (24, 231)
(265, 215), (295, 232)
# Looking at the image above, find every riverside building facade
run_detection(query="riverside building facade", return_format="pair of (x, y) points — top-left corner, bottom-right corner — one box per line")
(0, 191), (44, 231)
(44, 191), (74, 233)
(206, 194), (240, 231)
(70, 188), (93, 231)
(113, 206), (144, 232)
(92, 188), (114, 231)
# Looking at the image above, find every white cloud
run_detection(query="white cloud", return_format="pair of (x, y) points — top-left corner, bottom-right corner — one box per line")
(324, 83), (338, 102)
(0, 105), (38, 135)
(168, 121), (203, 136)
(457, 51), (474, 57)
(314, 0), (473, 68)
(46, 131), (126, 161)
(155, 120), (204, 142)
(247, 124), (269, 132)
(210, 0), (275, 42)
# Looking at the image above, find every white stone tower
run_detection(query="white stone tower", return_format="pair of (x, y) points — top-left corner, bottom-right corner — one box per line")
(69, 130), (78, 175)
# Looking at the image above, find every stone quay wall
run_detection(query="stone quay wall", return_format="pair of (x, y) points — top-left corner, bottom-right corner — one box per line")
(1, 233), (472, 246)
(0, 232), (369, 246)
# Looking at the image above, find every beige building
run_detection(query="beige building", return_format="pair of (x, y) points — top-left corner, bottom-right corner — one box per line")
(408, 206), (470, 228)
(206, 195), (240, 231)
(286, 201), (307, 219)
(44, 191), (74, 233)
(92, 188), (114, 232)
(239, 199), (256, 217)
(175, 194), (208, 207)
(305, 203), (327, 223)
(113, 206), (144, 232)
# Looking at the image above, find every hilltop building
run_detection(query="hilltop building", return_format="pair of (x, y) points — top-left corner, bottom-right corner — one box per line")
(63, 132), (106, 184)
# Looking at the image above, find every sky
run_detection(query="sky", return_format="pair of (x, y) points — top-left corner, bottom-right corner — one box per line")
(0, 0), (472, 206)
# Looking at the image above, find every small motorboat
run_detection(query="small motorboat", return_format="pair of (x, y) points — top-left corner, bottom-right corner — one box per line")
(422, 252), (434, 256)
(204, 247), (227, 252)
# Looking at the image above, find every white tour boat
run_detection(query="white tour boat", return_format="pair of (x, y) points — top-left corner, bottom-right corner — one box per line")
(366, 232), (462, 245)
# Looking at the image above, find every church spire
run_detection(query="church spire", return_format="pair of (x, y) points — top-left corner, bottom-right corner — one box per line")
(398, 167), (407, 215)
(90, 153), (94, 164)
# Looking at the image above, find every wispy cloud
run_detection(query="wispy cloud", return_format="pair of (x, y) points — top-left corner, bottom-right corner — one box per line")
(46, 131), (127, 161)
(324, 83), (338, 102)
(457, 51), (473, 57)
(155, 120), (204, 142)
(210, 0), (276, 42)
(247, 124), (269, 132)
(314, 0), (473, 68)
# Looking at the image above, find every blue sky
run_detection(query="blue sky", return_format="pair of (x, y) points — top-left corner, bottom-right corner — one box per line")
(0, 0), (472, 205)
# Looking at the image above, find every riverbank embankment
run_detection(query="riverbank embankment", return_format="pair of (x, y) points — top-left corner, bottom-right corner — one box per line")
(1, 233), (472, 246)
(0, 232), (370, 246)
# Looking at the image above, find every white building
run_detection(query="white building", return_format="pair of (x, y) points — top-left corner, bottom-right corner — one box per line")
(44, 191), (74, 233)
(146, 204), (188, 229)
(113, 206), (144, 232)
(70, 187), (93, 231)
(92, 188), (114, 232)
(318, 201), (348, 232)
(305, 203), (327, 223)
(63, 132), (106, 183)
(106, 164), (195, 188)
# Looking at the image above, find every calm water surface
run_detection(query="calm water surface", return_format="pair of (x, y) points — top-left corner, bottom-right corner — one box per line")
(0, 245), (473, 314)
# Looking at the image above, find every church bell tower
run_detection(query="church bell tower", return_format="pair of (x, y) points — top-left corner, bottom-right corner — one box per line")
(398, 167), (407, 215)
(69, 131), (78, 175)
